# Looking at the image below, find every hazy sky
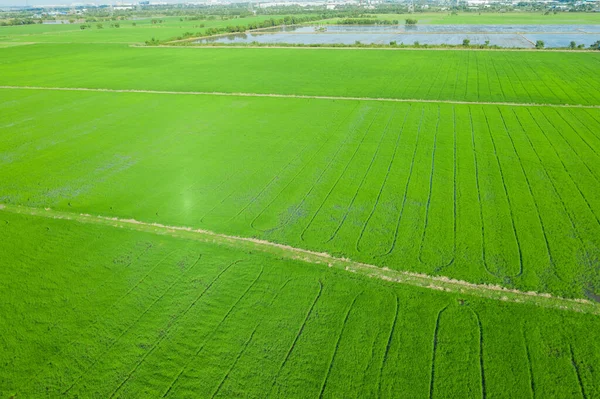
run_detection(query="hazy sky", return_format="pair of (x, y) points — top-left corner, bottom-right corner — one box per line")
(1, 0), (92, 7)
(0, 0), (199, 7)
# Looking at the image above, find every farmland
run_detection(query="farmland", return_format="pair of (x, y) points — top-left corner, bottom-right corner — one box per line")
(2, 11), (600, 398)
(1, 44), (600, 105)
(3, 12), (598, 47)
(370, 12), (600, 25)
(1, 212), (600, 398)
(1, 88), (599, 297)
(0, 15), (316, 44)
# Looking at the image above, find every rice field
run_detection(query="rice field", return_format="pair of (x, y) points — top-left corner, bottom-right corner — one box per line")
(1, 88), (599, 297)
(1, 44), (600, 105)
(0, 16), (308, 44)
(2, 19), (600, 398)
(1, 212), (599, 398)
(369, 12), (600, 25)
(196, 24), (600, 48)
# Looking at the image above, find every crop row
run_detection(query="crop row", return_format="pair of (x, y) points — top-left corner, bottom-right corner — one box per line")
(1, 213), (599, 398)
(2, 90), (600, 296)
(212, 102), (598, 295)
(3, 46), (600, 105)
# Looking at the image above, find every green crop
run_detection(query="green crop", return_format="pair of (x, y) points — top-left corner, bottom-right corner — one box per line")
(369, 12), (600, 25)
(1, 44), (599, 105)
(1, 213), (599, 398)
(1, 88), (599, 297)
(2, 26), (600, 397)
(0, 15), (315, 44)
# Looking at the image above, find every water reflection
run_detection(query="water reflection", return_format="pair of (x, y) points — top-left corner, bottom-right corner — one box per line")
(195, 25), (600, 48)
(194, 24), (600, 48)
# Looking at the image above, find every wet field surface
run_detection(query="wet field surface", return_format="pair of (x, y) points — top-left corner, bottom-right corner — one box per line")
(195, 24), (600, 48)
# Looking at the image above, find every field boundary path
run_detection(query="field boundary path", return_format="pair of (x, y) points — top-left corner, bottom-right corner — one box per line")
(2, 203), (598, 315)
(157, 42), (600, 52)
(2, 85), (600, 109)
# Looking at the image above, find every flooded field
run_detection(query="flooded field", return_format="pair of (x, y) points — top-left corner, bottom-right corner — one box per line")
(195, 24), (600, 48)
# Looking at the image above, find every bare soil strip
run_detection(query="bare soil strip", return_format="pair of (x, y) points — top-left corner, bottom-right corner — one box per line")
(1, 85), (599, 109)
(2, 203), (598, 315)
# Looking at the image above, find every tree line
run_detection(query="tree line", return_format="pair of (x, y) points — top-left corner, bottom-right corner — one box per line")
(336, 18), (401, 25)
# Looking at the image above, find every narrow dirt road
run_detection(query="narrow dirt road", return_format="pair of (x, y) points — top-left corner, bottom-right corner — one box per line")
(1, 85), (599, 109)
(1, 203), (598, 315)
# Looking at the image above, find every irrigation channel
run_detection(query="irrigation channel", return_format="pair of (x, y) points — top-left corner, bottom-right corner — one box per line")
(1, 203), (598, 315)
(193, 24), (600, 48)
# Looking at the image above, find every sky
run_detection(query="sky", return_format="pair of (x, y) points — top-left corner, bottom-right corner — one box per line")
(1, 0), (219, 8)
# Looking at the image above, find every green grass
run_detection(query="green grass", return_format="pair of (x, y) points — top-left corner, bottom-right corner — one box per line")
(0, 16), (312, 44)
(1, 88), (599, 298)
(371, 12), (600, 24)
(2, 31), (600, 397)
(0, 41), (34, 47)
(1, 44), (600, 105)
(1, 211), (599, 398)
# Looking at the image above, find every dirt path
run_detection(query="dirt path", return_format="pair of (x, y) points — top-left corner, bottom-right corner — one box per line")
(1, 85), (600, 109)
(1, 203), (598, 315)
(155, 43), (600, 53)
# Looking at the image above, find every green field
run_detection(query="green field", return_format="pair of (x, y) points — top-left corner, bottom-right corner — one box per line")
(1, 87), (599, 297)
(372, 12), (600, 25)
(1, 44), (600, 105)
(2, 212), (600, 398)
(0, 15), (310, 44)
(2, 18), (600, 398)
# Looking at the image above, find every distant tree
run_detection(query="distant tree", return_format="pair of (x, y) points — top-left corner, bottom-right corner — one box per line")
(591, 40), (600, 50)
(114, 23), (120, 28)
(484, 40), (490, 47)
(463, 38), (470, 46)
(405, 18), (418, 25)
(569, 41), (577, 49)
(389, 40), (397, 46)
(96, 23), (103, 29)
(535, 40), (545, 49)
(80, 24), (87, 30)
(132, 22), (137, 26)
(414, 41), (420, 46)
